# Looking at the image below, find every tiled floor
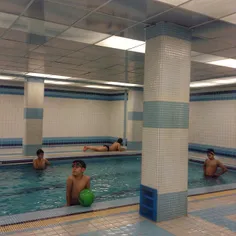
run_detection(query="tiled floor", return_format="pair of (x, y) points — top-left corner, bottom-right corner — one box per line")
(1, 190), (236, 236)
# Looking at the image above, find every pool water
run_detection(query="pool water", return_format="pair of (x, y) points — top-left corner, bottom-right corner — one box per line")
(0, 156), (236, 217)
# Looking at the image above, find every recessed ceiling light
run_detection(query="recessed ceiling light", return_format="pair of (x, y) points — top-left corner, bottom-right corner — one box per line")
(129, 44), (146, 54)
(85, 85), (115, 89)
(27, 73), (71, 79)
(44, 80), (72, 85)
(105, 81), (143, 87)
(0, 75), (14, 80)
(96, 36), (144, 51)
(208, 59), (236, 68)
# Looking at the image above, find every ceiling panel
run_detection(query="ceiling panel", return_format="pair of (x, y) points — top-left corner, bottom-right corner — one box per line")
(32, 45), (74, 56)
(222, 13), (236, 25)
(25, 52), (62, 61)
(192, 20), (236, 38)
(56, 57), (88, 66)
(181, 0), (236, 19)
(10, 16), (68, 37)
(75, 12), (135, 35)
(98, 0), (172, 22)
(46, 0), (111, 11)
(145, 6), (213, 27)
(44, 38), (87, 50)
(24, 0), (89, 26)
(117, 24), (146, 41)
(211, 47), (236, 58)
(58, 27), (110, 44)
(192, 37), (233, 54)
(2, 29), (51, 44)
(0, 0), (32, 15)
(0, 38), (37, 51)
(0, 12), (18, 32)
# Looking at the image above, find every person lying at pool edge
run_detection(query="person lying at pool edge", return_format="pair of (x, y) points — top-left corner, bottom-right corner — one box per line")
(66, 160), (90, 206)
(83, 138), (125, 152)
(203, 149), (227, 178)
(33, 149), (50, 170)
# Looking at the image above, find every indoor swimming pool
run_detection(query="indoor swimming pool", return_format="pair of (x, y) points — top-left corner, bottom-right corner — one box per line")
(0, 155), (236, 216)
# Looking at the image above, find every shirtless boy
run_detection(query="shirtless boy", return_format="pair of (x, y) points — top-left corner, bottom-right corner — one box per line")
(203, 149), (227, 177)
(83, 138), (124, 152)
(33, 149), (50, 170)
(66, 160), (90, 206)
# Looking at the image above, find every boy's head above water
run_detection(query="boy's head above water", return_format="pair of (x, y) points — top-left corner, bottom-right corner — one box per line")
(72, 160), (86, 176)
(36, 149), (44, 159)
(207, 149), (215, 160)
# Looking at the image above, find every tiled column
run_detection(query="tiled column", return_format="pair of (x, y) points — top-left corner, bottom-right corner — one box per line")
(140, 22), (191, 222)
(127, 89), (143, 150)
(23, 78), (44, 156)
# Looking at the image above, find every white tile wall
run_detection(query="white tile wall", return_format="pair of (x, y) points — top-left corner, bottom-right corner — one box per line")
(142, 128), (188, 194)
(127, 120), (143, 141)
(24, 119), (43, 145)
(144, 36), (191, 103)
(189, 100), (236, 148)
(109, 101), (124, 138)
(0, 94), (124, 140)
(24, 81), (44, 109)
(0, 95), (23, 138)
(127, 90), (143, 112)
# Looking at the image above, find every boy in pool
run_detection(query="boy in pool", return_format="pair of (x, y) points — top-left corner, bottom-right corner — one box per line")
(83, 138), (124, 152)
(33, 149), (50, 170)
(203, 149), (227, 177)
(66, 160), (90, 206)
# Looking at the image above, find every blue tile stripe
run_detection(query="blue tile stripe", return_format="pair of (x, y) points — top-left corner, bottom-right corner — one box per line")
(191, 90), (236, 101)
(189, 143), (236, 157)
(128, 112), (143, 121)
(0, 86), (125, 101)
(0, 136), (122, 147)
(127, 141), (142, 150)
(146, 21), (191, 41)
(143, 101), (189, 128)
(24, 108), (43, 119)
(23, 144), (43, 156)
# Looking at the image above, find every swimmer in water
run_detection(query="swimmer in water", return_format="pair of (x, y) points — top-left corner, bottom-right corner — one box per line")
(203, 149), (227, 178)
(66, 160), (90, 206)
(33, 149), (50, 170)
(83, 138), (124, 152)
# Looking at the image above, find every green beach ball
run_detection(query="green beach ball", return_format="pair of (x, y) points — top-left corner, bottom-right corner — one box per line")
(79, 189), (95, 207)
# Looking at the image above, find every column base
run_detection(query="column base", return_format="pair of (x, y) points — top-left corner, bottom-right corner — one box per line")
(140, 185), (187, 222)
(23, 144), (42, 156)
(127, 141), (142, 150)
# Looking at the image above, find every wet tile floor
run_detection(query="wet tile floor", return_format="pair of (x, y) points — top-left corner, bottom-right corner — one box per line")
(1, 190), (236, 236)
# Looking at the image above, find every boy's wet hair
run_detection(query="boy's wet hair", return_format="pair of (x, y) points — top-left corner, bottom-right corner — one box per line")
(207, 149), (215, 155)
(117, 138), (123, 144)
(72, 160), (86, 168)
(36, 149), (44, 156)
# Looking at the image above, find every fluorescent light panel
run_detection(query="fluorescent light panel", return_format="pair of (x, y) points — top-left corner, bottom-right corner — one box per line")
(0, 75), (15, 80)
(208, 59), (236, 68)
(96, 36), (144, 51)
(27, 73), (71, 79)
(85, 85), (115, 89)
(190, 77), (236, 88)
(129, 44), (146, 53)
(44, 80), (72, 85)
(105, 81), (143, 87)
